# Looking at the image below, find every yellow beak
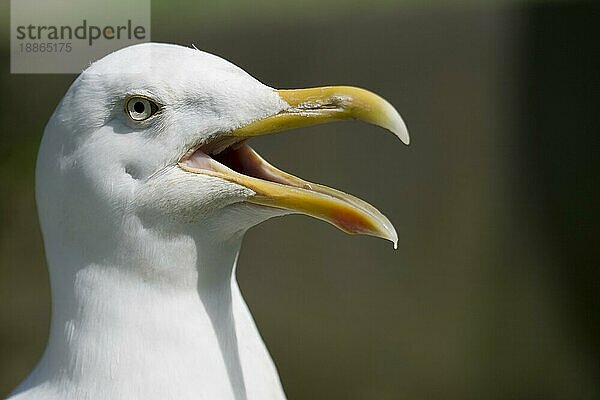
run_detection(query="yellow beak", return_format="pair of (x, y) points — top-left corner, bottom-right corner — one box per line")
(234, 86), (409, 145)
(179, 86), (409, 247)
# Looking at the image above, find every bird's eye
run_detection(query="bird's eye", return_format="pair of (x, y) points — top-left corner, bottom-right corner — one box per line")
(126, 97), (159, 121)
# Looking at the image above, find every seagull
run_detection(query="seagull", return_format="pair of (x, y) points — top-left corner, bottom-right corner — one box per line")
(9, 43), (409, 400)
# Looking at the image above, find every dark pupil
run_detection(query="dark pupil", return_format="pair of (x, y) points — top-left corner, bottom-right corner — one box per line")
(133, 101), (145, 113)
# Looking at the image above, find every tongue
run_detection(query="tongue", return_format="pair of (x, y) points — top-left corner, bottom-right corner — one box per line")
(184, 149), (214, 171)
(213, 145), (299, 187)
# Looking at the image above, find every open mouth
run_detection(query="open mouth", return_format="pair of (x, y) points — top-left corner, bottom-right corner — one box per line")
(181, 141), (314, 191)
(178, 86), (409, 247)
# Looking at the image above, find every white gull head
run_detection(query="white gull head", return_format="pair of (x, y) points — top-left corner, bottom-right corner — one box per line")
(10, 43), (408, 400)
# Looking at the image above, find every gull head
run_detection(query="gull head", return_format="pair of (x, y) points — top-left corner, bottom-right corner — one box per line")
(37, 42), (409, 259)
(15, 42), (411, 400)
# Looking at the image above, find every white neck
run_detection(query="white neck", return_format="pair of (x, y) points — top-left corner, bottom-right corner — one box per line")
(12, 217), (286, 400)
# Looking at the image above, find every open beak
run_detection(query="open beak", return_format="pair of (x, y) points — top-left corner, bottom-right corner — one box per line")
(179, 86), (409, 248)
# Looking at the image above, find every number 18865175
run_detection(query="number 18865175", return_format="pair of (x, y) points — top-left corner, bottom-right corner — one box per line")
(19, 42), (72, 53)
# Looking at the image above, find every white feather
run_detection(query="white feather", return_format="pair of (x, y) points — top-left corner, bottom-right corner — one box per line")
(10, 43), (290, 400)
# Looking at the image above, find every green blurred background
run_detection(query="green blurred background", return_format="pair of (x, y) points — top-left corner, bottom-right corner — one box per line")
(1, 1), (599, 399)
